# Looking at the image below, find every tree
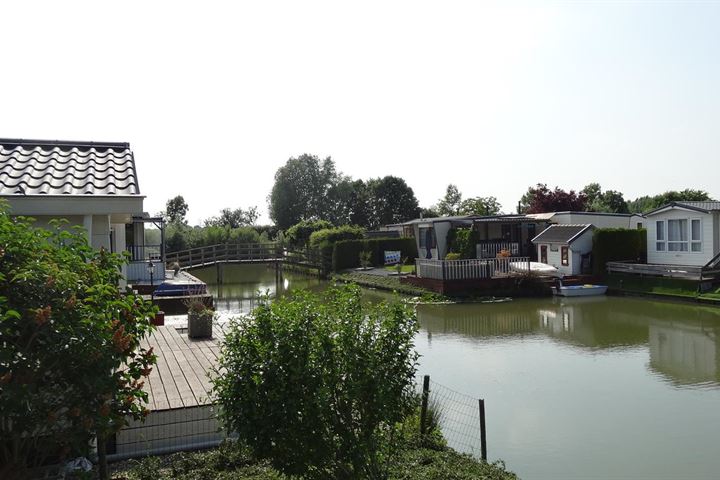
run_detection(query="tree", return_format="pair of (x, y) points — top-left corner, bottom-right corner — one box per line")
(436, 184), (463, 216)
(204, 206), (259, 228)
(325, 178), (372, 227)
(459, 196), (502, 216)
(212, 286), (418, 478)
(581, 183), (602, 208)
(269, 154), (338, 230)
(420, 206), (440, 219)
(0, 207), (156, 478)
(627, 189), (713, 213)
(581, 184), (629, 213)
(366, 176), (420, 228)
(518, 184), (587, 213)
(164, 195), (189, 225)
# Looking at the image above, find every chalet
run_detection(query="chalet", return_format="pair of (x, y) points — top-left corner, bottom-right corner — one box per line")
(531, 224), (594, 276)
(0, 138), (164, 284)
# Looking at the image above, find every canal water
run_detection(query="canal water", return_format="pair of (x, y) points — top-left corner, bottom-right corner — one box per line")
(193, 264), (720, 479)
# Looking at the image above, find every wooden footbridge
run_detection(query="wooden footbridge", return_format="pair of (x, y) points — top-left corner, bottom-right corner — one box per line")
(165, 243), (328, 280)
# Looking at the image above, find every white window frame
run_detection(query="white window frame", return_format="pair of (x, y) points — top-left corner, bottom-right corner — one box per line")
(657, 217), (703, 254)
(655, 220), (665, 252)
(667, 219), (688, 252)
(691, 218), (702, 253)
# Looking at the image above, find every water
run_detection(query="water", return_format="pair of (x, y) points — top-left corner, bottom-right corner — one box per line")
(193, 264), (720, 479)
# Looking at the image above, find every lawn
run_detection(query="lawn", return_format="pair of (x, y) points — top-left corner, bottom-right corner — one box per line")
(606, 274), (720, 303)
(384, 264), (415, 274)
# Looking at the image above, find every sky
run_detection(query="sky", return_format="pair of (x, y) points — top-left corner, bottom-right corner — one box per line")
(1, 1), (719, 225)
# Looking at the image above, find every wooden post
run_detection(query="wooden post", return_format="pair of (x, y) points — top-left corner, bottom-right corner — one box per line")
(420, 375), (430, 436)
(478, 398), (487, 461)
(97, 431), (108, 480)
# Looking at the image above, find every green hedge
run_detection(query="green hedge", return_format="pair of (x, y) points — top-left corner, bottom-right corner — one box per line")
(309, 225), (365, 248)
(593, 228), (647, 275)
(446, 228), (480, 259)
(332, 237), (418, 271)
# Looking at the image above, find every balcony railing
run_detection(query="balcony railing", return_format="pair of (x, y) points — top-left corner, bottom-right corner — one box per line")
(127, 245), (163, 262)
(416, 257), (530, 281)
(476, 241), (520, 259)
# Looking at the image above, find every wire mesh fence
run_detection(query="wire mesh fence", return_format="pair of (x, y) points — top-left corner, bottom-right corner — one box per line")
(417, 375), (487, 459)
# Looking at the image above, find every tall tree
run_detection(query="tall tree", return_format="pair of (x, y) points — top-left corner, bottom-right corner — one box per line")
(436, 184), (463, 216)
(325, 178), (372, 227)
(269, 154), (338, 230)
(164, 195), (189, 225)
(627, 189), (712, 213)
(205, 207), (259, 228)
(519, 184), (587, 213)
(460, 196), (502, 215)
(366, 176), (420, 228)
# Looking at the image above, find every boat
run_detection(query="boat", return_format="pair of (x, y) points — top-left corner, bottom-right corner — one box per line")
(509, 261), (560, 276)
(552, 284), (608, 297)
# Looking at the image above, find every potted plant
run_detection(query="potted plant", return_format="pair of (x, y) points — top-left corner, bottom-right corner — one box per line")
(169, 261), (181, 277)
(186, 299), (214, 339)
(359, 250), (373, 270)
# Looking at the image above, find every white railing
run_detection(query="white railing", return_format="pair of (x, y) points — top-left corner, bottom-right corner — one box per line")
(476, 242), (520, 259)
(416, 257), (530, 280)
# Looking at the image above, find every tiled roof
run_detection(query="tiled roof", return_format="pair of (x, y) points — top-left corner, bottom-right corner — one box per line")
(531, 224), (593, 245)
(0, 138), (140, 195)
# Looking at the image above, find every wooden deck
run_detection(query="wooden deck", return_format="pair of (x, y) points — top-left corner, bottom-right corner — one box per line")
(140, 324), (227, 411)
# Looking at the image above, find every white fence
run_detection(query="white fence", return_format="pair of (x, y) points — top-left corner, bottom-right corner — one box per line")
(416, 257), (530, 280)
(476, 242), (520, 259)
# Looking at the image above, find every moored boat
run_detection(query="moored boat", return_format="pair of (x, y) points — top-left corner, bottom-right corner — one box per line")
(552, 284), (608, 297)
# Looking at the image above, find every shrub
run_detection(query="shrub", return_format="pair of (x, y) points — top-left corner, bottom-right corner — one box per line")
(445, 252), (461, 261)
(285, 220), (333, 248)
(0, 206), (156, 476)
(592, 228), (647, 275)
(332, 237), (418, 271)
(212, 286), (419, 478)
(309, 225), (365, 248)
(446, 228), (479, 259)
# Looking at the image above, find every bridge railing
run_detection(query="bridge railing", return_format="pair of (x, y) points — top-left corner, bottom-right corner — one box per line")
(167, 243), (283, 269)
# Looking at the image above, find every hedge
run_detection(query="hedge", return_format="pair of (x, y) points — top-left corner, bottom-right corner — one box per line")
(446, 228), (480, 259)
(332, 237), (418, 271)
(309, 225), (365, 248)
(592, 228), (647, 275)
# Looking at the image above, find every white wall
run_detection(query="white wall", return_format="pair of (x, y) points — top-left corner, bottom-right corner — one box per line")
(646, 210), (715, 266)
(536, 231), (593, 275)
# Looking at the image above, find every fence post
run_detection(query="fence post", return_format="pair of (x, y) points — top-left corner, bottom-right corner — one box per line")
(478, 398), (487, 461)
(420, 375), (430, 436)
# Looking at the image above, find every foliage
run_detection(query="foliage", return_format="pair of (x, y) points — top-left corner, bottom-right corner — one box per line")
(444, 253), (461, 261)
(285, 219), (333, 248)
(164, 195), (189, 225)
(518, 183), (587, 213)
(436, 184), (463, 216)
(419, 206), (440, 219)
(0, 208), (156, 476)
(269, 154), (339, 229)
(459, 196), (502, 216)
(332, 238), (418, 271)
(204, 207), (259, 228)
(581, 183), (629, 213)
(326, 178), (373, 227)
(165, 224), (264, 253)
(626, 189), (713, 213)
(308, 225), (365, 248)
(446, 228), (480, 259)
(592, 228), (647, 275)
(366, 176), (421, 228)
(331, 273), (440, 298)
(212, 286), (419, 478)
(359, 250), (373, 269)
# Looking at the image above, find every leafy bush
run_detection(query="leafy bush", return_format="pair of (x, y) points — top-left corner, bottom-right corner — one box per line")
(445, 253), (461, 261)
(165, 224), (264, 253)
(308, 225), (365, 248)
(332, 237), (418, 271)
(212, 286), (419, 478)
(0, 207), (156, 476)
(592, 228), (647, 275)
(446, 228), (479, 259)
(285, 220), (333, 248)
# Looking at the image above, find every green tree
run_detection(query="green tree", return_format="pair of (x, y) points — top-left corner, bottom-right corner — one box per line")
(581, 184), (629, 213)
(269, 154), (338, 229)
(325, 178), (372, 227)
(627, 189), (713, 213)
(436, 184), (463, 216)
(212, 286), (418, 478)
(367, 176), (420, 228)
(204, 206), (259, 228)
(459, 196), (502, 215)
(581, 183), (602, 207)
(285, 219), (333, 248)
(164, 195), (189, 225)
(0, 207), (156, 478)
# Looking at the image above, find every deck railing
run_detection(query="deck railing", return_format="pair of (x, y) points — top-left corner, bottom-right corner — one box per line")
(127, 244), (163, 262)
(416, 257), (530, 280)
(606, 261), (705, 280)
(166, 243), (283, 269)
(476, 242), (520, 259)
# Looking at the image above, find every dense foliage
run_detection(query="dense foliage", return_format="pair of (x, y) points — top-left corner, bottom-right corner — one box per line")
(165, 224), (267, 253)
(446, 228), (480, 259)
(0, 209), (156, 477)
(435, 184), (501, 217)
(332, 238), (418, 271)
(626, 189), (712, 213)
(163, 195), (189, 225)
(592, 228), (647, 275)
(518, 183), (588, 213)
(212, 286), (419, 479)
(308, 225), (365, 248)
(285, 219), (333, 248)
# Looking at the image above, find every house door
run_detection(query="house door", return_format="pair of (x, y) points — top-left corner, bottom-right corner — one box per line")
(540, 245), (548, 264)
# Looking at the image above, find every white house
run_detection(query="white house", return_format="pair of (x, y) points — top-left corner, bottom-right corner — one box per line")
(0, 138), (164, 284)
(531, 224), (594, 276)
(645, 201), (720, 267)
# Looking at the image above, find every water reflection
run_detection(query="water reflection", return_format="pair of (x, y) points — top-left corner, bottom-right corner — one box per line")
(417, 297), (720, 387)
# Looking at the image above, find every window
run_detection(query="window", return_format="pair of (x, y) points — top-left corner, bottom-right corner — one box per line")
(418, 227), (436, 249)
(637, 222), (643, 230)
(691, 219), (702, 252)
(668, 219), (688, 252)
(656, 220), (665, 251)
(561, 246), (569, 266)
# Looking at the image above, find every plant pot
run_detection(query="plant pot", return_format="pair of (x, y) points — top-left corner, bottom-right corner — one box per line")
(152, 311), (165, 326)
(188, 311), (213, 339)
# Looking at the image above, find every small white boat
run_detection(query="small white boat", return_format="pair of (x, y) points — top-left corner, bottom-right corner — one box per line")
(552, 284), (608, 297)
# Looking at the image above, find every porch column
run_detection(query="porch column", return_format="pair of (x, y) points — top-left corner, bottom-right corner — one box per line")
(83, 214), (93, 246)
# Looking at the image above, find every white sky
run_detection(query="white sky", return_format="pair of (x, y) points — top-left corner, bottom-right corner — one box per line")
(1, 1), (718, 224)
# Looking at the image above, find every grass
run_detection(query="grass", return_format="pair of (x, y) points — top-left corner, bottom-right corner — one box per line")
(384, 264), (415, 274)
(606, 273), (720, 303)
(332, 271), (440, 298)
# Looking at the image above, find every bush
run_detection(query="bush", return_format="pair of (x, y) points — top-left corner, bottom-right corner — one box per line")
(165, 224), (264, 253)
(445, 252), (461, 261)
(332, 237), (418, 271)
(593, 228), (647, 275)
(309, 225), (365, 248)
(446, 228), (479, 259)
(0, 207), (156, 476)
(212, 286), (419, 478)
(285, 220), (333, 248)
